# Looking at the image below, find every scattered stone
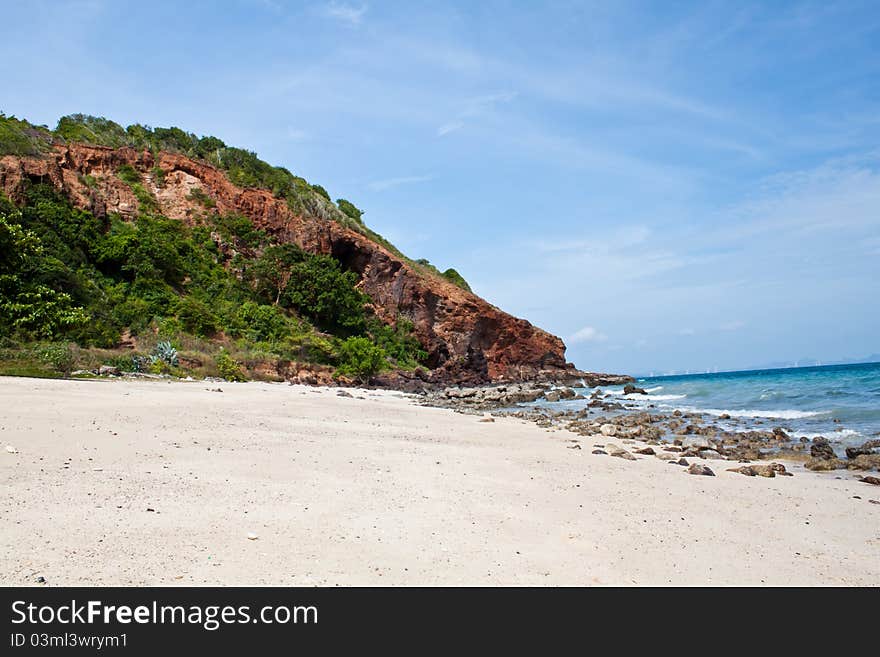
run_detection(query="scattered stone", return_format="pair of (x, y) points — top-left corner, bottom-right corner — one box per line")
(592, 449), (607, 455)
(247, 532), (259, 540)
(479, 417), (495, 423)
(859, 476), (880, 486)
(337, 390), (354, 398)
(677, 458), (689, 466)
(810, 437), (836, 460)
(805, 457), (844, 471)
(634, 447), (656, 455)
(687, 463), (715, 476)
(36, 576), (46, 584)
(5, 445), (18, 454)
(600, 424), (617, 437)
(567, 444), (582, 450)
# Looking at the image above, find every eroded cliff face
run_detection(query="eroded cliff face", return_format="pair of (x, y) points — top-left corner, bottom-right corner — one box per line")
(0, 144), (579, 383)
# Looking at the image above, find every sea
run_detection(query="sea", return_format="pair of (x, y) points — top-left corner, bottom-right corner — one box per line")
(544, 362), (880, 450)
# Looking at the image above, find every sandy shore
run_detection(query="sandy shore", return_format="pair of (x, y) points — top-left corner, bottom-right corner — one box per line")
(1, 376), (877, 586)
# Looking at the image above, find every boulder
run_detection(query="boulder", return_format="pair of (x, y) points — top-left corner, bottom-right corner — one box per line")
(98, 365), (120, 376)
(805, 457), (844, 471)
(687, 463), (715, 476)
(623, 384), (647, 395)
(846, 454), (880, 471)
(810, 437), (836, 460)
(846, 446), (876, 459)
(600, 424), (618, 437)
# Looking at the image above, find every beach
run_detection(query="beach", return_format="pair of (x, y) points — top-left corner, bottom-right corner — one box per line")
(1, 376), (878, 586)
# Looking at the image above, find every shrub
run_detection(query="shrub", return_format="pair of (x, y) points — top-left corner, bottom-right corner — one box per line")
(150, 340), (179, 367)
(234, 302), (290, 342)
(441, 268), (471, 292)
(336, 199), (364, 224)
(216, 350), (247, 381)
(335, 336), (386, 383)
(174, 296), (218, 337)
(35, 342), (75, 376)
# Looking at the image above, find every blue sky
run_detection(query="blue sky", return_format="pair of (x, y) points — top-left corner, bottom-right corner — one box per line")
(2, 0), (878, 375)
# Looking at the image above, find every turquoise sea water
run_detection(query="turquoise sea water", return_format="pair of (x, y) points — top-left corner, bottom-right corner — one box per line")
(573, 362), (880, 448)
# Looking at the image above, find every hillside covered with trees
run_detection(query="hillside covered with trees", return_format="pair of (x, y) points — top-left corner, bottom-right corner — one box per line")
(0, 113), (475, 382)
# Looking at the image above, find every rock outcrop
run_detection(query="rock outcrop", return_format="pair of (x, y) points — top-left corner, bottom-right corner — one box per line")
(0, 144), (621, 385)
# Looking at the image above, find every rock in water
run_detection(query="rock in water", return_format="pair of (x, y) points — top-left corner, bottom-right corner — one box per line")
(846, 446), (875, 459)
(687, 463), (715, 476)
(623, 384), (647, 395)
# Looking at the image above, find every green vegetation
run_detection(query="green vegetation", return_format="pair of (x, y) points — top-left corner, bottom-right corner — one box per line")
(0, 113), (54, 156)
(0, 113), (469, 287)
(0, 181), (427, 381)
(335, 336), (387, 383)
(336, 198), (364, 225)
(215, 349), (247, 382)
(414, 259), (472, 292)
(0, 111), (480, 380)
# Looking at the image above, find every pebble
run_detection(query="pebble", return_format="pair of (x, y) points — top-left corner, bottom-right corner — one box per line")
(247, 532), (259, 540)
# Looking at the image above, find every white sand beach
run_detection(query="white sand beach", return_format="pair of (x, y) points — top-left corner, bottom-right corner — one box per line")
(1, 376), (877, 586)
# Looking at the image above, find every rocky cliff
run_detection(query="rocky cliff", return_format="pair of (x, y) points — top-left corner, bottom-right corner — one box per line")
(0, 143), (614, 385)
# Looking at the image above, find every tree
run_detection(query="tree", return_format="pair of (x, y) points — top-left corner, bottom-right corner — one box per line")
(0, 211), (87, 338)
(335, 336), (386, 383)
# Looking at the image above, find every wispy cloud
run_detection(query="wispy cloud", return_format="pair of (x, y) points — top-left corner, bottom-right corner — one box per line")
(436, 121), (463, 137)
(569, 326), (608, 344)
(436, 91), (517, 137)
(366, 175), (433, 192)
(322, 2), (367, 25)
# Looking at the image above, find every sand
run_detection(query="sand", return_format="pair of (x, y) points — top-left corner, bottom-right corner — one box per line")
(0, 376), (877, 586)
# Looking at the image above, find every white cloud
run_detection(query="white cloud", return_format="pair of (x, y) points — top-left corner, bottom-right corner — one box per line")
(366, 175), (433, 192)
(322, 2), (367, 25)
(569, 326), (608, 344)
(436, 121), (464, 137)
(719, 321), (746, 331)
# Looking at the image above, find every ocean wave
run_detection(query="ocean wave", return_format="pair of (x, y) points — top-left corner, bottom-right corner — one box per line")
(623, 393), (686, 401)
(788, 428), (862, 441)
(694, 407), (829, 420)
(644, 386), (663, 393)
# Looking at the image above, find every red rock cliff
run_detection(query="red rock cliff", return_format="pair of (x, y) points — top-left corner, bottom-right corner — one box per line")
(0, 144), (579, 383)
